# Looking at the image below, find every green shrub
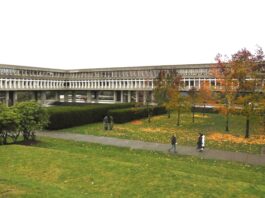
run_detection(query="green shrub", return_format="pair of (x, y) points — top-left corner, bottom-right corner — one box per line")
(109, 106), (166, 123)
(47, 103), (134, 130)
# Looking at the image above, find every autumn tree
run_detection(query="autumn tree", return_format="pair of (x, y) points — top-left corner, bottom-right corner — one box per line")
(154, 69), (178, 118)
(188, 87), (199, 123)
(227, 47), (264, 138)
(211, 54), (236, 132)
(197, 80), (213, 117)
(166, 74), (190, 126)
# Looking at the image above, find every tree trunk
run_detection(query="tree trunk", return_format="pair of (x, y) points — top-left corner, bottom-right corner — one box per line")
(203, 102), (206, 117)
(167, 110), (171, 118)
(177, 108), (180, 126)
(245, 115), (250, 138)
(192, 110), (195, 124)
(225, 111), (229, 132)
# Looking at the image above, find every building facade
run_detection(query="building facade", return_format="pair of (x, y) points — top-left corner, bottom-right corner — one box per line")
(0, 63), (215, 105)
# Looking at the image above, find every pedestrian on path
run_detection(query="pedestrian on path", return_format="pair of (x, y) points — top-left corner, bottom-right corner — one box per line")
(109, 115), (114, 130)
(197, 133), (205, 152)
(168, 135), (177, 153)
(103, 115), (108, 130)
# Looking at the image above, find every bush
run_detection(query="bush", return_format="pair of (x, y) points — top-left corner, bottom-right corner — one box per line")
(47, 103), (134, 130)
(109, 106), (166, 123)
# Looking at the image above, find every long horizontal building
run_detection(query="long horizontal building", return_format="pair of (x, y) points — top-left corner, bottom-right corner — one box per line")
(0, 63), (215, 105)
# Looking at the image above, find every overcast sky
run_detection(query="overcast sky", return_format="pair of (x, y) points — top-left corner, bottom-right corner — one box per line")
(0, 0), (264, 69)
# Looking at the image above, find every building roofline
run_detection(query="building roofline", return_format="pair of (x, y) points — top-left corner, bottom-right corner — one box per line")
(0, 62), (215, 72)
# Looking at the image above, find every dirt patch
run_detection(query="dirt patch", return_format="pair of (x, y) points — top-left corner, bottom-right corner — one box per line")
(208, 132), (265, 145)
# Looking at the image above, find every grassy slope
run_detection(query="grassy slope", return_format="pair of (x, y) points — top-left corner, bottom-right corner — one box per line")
(0, 137), (265, 197)
(58, 112), (264, 154)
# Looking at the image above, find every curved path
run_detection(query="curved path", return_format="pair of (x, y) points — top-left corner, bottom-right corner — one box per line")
(37, 131), (265, 166)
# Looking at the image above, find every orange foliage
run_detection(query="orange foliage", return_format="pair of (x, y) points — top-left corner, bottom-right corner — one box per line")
(131, 120), (143, 125)
(208, 132), (265, 145)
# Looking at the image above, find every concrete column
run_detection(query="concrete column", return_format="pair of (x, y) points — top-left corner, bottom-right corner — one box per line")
(72, 91), (76, 103)
(95, 91), (99, 103)
(151, 91), (155, 103)
(41, 92), (46, 104)
(113, 91), (117, 103)
(86, 91), (92, 103)
(121, 90), (124, 103)
(136, 91), (139, 103)
(64, 92), (69, 102)
(5, 91), (9, 106)
(13, 91), (18, 105)
(128, 91), (131, 103)
(143, 91), (147, 105)
(55, 92), (59, 101)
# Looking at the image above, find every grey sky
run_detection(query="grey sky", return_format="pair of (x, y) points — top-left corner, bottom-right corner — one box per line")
(0, 0), (264, 69)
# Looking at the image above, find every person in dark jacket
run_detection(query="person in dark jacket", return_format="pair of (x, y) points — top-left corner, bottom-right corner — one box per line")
(197, 133), (204, 152)
(168, 135), (177, 153)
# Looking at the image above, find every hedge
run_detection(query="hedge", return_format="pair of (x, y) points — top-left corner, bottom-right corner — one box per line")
(109, 106), (166, 123)
(192, 106), (219, 114)
(47, 103), (134, 130)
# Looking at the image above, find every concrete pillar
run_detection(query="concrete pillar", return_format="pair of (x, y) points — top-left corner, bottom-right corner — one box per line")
(128, 91), (131, 103)
(86, 91), (92, 103)
(136, 91), (139, 103)
(143, 91), (147, 105)
(121, 90), (124, 103)
(41, 92), (46, 104)
(55, 92), (59, 101)
(13, 91), (18, 105)
(5, 91), (9, 106)
(113, 91), (117, 103)
(95, 91), (99, 103)
(64, 92), (69, 102)
(72, 91), (76, 103)
(151, 91), (155, 103)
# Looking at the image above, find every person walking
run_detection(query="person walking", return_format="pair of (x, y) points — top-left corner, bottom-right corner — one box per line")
(197, 133), (205, 152)
(109, 115), (114, 130)
(168, 135), (177, 153)
(103, 115), (108, 130)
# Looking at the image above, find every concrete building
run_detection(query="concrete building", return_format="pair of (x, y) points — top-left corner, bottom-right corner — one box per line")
(0, 63), (216, 105)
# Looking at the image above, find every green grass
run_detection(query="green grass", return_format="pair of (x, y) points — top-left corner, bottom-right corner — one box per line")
(58, 112), (265, 154)
(0, 137), (265, 197)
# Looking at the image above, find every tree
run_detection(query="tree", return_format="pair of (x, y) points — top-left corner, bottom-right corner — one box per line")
(15, 101), (49, 141)
(211, 54), (236, 132)
(188, 87), (199, 123)
(0, 104), (20, 144)
(226, 47), (264, 138)
(197, 81), (213, 117)
(166, 73), (190, 126)
(154, 70), (177, 118)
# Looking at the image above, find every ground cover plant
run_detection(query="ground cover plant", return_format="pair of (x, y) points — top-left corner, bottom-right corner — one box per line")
(0, 137), (264, 197)
(59, 112), (265, 154)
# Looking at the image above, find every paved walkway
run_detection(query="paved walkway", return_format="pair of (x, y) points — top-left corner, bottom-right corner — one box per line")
(37, 131), (265, 166)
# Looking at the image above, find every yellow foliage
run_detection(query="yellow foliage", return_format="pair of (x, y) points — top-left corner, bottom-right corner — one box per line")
(208, 132), (265, 145)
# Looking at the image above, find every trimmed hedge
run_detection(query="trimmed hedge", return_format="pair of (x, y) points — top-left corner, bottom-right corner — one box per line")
(192, 106), (219, 114)
(109, 106), (167, 123)
(47, 103), (134, 130)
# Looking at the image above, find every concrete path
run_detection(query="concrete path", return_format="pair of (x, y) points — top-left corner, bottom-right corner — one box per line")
(36, 131), (265, 166)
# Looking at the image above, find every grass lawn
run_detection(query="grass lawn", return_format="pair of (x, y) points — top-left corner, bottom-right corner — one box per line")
(58, 112), (265, 154)
(0, 137), (265, 197)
